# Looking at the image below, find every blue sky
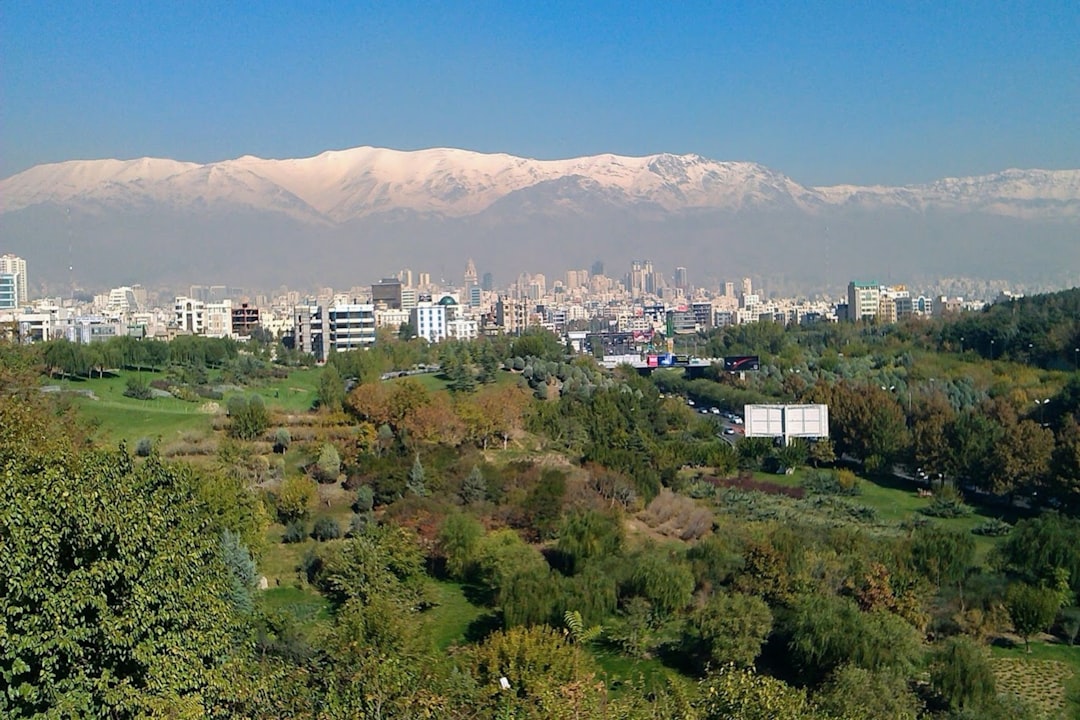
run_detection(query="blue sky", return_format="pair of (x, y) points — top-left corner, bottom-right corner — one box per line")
(3, 1), (1078, 184)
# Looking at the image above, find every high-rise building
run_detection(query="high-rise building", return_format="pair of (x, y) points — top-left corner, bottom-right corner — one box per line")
(741, 277), (753, 300)
(674, 266), (688, 290)
(591, 260), (604, 277)
(847, 281), (881, 321)
(724, 281), (735, 298)
(481, 272), (494, 292)
(463, 258), (478, 290)
(371, 278), (403, 309)
(0, 254), (28, 305)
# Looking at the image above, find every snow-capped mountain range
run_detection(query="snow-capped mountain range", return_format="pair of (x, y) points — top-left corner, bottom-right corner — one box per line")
(1, 146), (1078, 291)
(4, 146), (1079, 221)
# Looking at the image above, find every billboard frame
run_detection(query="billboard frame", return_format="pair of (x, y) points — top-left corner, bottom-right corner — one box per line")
(744, 404), (829, 445)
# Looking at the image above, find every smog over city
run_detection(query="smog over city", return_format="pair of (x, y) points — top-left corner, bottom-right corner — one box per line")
(3, 3), (1080, 719)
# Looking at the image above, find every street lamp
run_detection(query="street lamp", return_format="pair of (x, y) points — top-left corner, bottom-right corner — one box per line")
(990, 339), (995, 361)
(959, 336), (965, 354)
(1034, 398), (1050, 426)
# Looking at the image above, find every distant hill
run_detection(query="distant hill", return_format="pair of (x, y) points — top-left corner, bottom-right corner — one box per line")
(2, 147), (1078, 291)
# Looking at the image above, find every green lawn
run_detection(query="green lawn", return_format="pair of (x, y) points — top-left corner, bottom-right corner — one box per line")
(59, 372), (213, 446)
(258, 585), (331, 628)
(422, 580), (491, 650)
(63, 368), (324, 446)
(227, 367), (321, 414)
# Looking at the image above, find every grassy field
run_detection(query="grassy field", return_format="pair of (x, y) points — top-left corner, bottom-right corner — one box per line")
(62, 367), (323, 446)
(60, 372), (213, 446)
(422, 580), (492, 650)
(226, 367), (321, 414)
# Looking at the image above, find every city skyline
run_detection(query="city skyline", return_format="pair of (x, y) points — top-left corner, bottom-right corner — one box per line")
(3, 2), (1078, 185)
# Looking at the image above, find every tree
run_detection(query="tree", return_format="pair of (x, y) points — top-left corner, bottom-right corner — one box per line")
(124, 374), (153, 400)
(353, 484), (374, 513)
(556, 508), (624, 574)
(317, 363), (345, 412)
(406, 454), (428, 496)
(1006, 582), (1063, 652)
(909, 391), (955, 478)
(815, 665), (920, 720)
(314, 443), (341, 483)
(690, 592), (773, 669)
(0, 448), (243, 717)
(808, 438), (836, 468)
(275, 474), (317, 523)
(228, 394), (270, 440)
(996, 513), (1080, 595)
(910, 525), (976, 607)
(460, 465), (488, 504)
(697, 666), (821, 720)
(786, 594), (921, 681)
(989, 419), (1054, 496)
(928, 636), (997, 711)
(312, 516), (342, 541)
(438, 511), (485, 579)
(1050, 416), (1080, 509)
(630, 548), (695, 617)
(273, 427), (292, 454)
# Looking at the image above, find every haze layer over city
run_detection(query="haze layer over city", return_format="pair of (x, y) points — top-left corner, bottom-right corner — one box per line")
(2, 3), (1078, 297)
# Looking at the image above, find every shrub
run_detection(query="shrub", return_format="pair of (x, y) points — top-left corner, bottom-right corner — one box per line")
(282, 521), (307, 544)
(135, 437), (153, 457)
(313, 443), (341, 484)
(228, 394), (270, 440)
(123, 376), (153, 400)
(920, 486), (972, 518)
(275, 475), (316, 523)
(971, 518), (1012, 537)
(353, 485), (374, 513)
(643, 489), (714, 541)
(803, 469), (861, 496)
(311, 517), (341, 541)
(347, 512), (372, 537)
(273, 428), (292, 454)
(708, 473), (805, 499)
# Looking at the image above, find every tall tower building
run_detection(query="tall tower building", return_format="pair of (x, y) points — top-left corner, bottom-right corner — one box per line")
(674, 266), (688, 290)
(741, 277), (753, 300)
(463, 258), (478, 290)
(0, 254), (28, 305)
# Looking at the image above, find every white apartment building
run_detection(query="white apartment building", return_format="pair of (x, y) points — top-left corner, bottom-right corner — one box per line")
(175, 296), (205, 334)
(411, 302), (448, 343)
(205, 301), (234, 338)
(375, 307), (410, 329)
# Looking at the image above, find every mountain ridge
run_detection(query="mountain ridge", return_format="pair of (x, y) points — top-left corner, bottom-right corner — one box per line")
(5, 146), (1079, 222)
(1, 146), (1078, 292)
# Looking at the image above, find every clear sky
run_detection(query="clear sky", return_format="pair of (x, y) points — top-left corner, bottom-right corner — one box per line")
(2, 0), (1078, 185)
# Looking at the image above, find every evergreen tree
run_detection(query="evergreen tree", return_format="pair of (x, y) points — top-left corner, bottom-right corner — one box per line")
(460, 465), (487, 504)
(407, 454), (428, 496)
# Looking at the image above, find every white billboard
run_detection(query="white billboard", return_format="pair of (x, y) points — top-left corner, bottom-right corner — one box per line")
(744, 404), (829, 443)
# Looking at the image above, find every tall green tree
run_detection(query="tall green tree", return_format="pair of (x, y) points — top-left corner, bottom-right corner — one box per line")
(690, 591), (773, 669)
(1, 447), (244, 717)
(1006, 581), (1065, 652)
(928, 636), (997, 712)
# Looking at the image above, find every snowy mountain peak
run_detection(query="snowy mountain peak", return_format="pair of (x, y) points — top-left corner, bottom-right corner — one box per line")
(2, 146), (1078, 222)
